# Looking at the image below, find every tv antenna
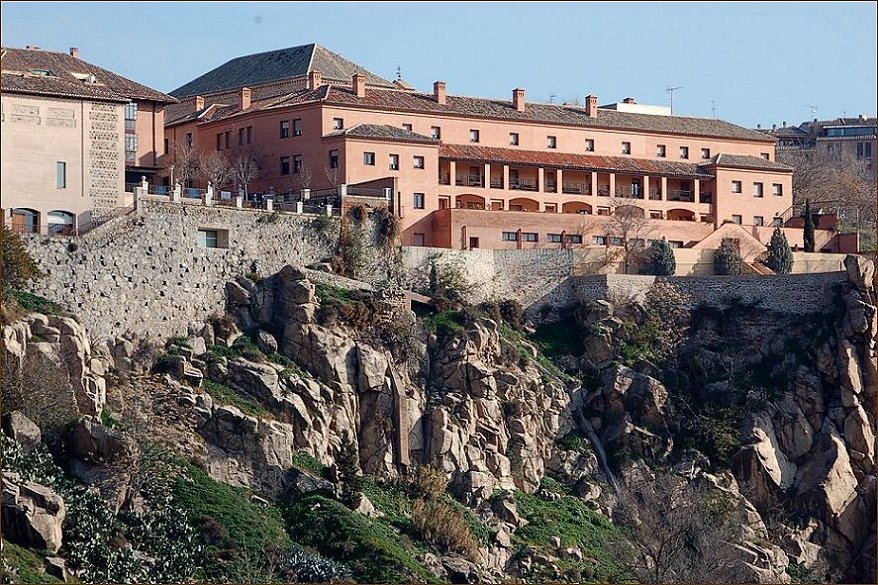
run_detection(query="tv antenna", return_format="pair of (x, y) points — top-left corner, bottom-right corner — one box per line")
(667, 86), (683, 115)
(710, 99), (716, 119)
(396, 66), (402, 81)
(807, 104), (818, 119)
(549, 94), (557, 104)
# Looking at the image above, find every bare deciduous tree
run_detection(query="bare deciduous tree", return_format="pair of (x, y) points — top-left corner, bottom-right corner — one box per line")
(198, 150), (233, 190)
(229, 146), (262, 197)
(604, 201), (656, 274)
(324, 160), (340, 188)
(173, 142), (201, 188)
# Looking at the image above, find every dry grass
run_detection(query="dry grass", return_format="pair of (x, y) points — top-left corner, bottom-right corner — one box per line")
(409, 498), (478, 560)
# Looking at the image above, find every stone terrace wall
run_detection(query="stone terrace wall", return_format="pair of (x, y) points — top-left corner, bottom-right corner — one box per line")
(573, 272), (847, 315)
(24, 199), (337, 340)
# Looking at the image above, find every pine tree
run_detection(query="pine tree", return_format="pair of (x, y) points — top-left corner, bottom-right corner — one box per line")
(713, 238), (743, 275)
(646, 238), (676, 276)
(336, 431), (362, 509)
(765, 227), (794, 274)
(803, 199), (815, 253)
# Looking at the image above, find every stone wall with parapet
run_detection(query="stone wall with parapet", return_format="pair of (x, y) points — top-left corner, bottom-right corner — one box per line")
(24, 198), (338, 340)
(572, 272), (847, 315)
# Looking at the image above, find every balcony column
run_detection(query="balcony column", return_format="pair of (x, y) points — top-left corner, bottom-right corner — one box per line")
(537, 167), (544, 193)
(590, 171), (597, 197)
(693, 178), (700, 202)
(484, 163), (490, 188)
(556, 168), (563, 196)
(449, 160), (456, 185)
(660, 176), (668, 201)
(609, 173), (616, 198)
(643, 175), (650, 199)
(503, 165), (509, 190)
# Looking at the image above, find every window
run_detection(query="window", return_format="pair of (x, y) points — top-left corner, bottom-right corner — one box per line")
(438, 196), (450, 209)
(329, 150), (339, 169)
(621, 141), (631, 155)
(238, 128), (245, 145)
(656, 144), (666, 157)
(333, 118), (344, 130)
(224, 131), (230, 149)
(522, 232), (538, 242)
(754, 216), (764, 226)
(470, 129), (480, 143)
(246, 126), (252, 144)
(585, 139), (594, 152)
(280, 156), (290, 176)
(593, 235), (607, 245)
(502, 231), (518, 242)
(753, 182), (764, 197)
(701, 148), (711, 159)
(772, 183), (783, 196)
(509, 132), (519, 146)
(412, 193), (425, 209)
(364, 151), (375, 165)
(197, 229), (228, 249)
(413, 156), (425, 169)
(732, 180), (742, 193)
(856, 142), (873, 159)
(216, 133), (222, 151)
(163, 138), (169, 155)
(431, 126), (441, 139)
(56, 161), (66, 189)
(547, 136), (557, 149)
(772, 217), (782, 227)
(668, 240), (684, 249)
(547, 233), (563, 243)
(124, 102), (137, 131)
(610, 236), (624, 246)
(732, 214), (742, 224)
(650, 210), (663, 219)
(680, 146), (689, 159)
(280, 120), (290, 138)
(389, 154), (399, 170)
(402, 123), (413, 131)
(293, 155), (302, 174)
(761, 152), (770, 160)
(597, 207), (611, 216)
(293, 118), (303, 136)
(185, 132), (193, 147)
(567, 234), (583, 244)
(125, 134), (137, 161)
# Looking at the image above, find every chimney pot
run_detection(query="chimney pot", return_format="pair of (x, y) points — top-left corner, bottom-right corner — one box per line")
(69, 47), (79, 58)
(585, 95), (598, 118)
(240, 87), (251, 110)
(772, 124), (776, 131)
(623, 97), (636, 104)
(757, 124), (762, 129)
(195, 96), (205, 112)
(433, 81), (447, 105)
(308, 70), (322, 89)
(512, 88), (525, 112)
(352, 72), (366, 98)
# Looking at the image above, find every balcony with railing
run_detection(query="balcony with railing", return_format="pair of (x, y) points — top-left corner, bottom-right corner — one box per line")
(562, 182), (592, 195)
(509, 179), (538, 191)
(698, 191), (713, 204)
(456, 175), (484, 188)
(490, 177), (504, 189)
(667, 189), (694, 202)
(614, 185), (645, 200)
(648, 188), (663, 200)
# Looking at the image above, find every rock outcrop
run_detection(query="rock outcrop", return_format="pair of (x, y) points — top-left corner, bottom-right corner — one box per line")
(1, 471), (66, 553)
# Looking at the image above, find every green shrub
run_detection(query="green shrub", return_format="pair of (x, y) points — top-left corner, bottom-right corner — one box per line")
(336, 431), (362, 509)
(1, 542), (63, 584)
(5, 290), (62, 315)
(277, 544), (352, 583)
(765, 226), (794, 274)
(1, 227), (42, 292)
(532, 320), (584, 357)
(643, 238), (676, 276)
(202, 379), (270, 418)
(423, 310), (466, 340)
(714, 238), (743, 275)
(803, 199), (815, 253)
(292, 450), (328, 478)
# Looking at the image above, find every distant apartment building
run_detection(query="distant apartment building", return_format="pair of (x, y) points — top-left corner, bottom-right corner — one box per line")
(164, 44), (833, 251)
(760, 116), (876, 175)
(1, 46), (176, 234)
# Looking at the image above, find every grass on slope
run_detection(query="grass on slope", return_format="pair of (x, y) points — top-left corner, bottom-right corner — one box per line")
(1, 542), (64, 584)
(202, 379), (271, 419)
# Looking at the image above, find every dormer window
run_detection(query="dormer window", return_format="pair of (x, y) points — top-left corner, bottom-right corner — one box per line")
(31, 69), (54, 76)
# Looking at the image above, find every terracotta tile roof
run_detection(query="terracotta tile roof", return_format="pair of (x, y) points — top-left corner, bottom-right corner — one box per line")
(324, 123), (438, 144)
(169, 43), (395, 98)
(1, 46), (176, 103)
(441, 144), (715, 179)
(707, 154), (793, 172)
(758, 126), (808, 138)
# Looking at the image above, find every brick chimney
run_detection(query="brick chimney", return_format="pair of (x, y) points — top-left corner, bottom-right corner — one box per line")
(240, 87), (251, 110)
(623, 97), (636, 104)
(69, 47), (79, 59)
(433, 81), (447, 105)
(585, 95), (598, 118)
(308, 69), (322, 89)
(352, 72), (366, 97)
(513, 88), (525, 112)
(195, 95), (205, 112)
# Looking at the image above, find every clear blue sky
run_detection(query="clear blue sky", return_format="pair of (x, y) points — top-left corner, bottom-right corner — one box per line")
(2, 1), (876, 128)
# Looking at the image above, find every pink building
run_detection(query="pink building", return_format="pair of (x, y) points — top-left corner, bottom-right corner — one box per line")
(164, 44), (839, 252)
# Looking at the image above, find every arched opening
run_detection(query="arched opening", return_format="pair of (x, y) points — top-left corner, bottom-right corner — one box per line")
(667, 208), (696, 221)
(11, 208), (39, 234)
(562, 201), (592, 214)
(456, 194), (485, 210)
(508, 197), (539, 212)
(614, 204), (645, 219)
(47, 210), (76, 235)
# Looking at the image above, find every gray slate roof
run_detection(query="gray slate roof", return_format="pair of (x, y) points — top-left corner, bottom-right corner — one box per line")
(170, 44), (395, 98)
(1, 46), (176, 103)
(707, 154), (793, 172)
(324, 124), (438, 144)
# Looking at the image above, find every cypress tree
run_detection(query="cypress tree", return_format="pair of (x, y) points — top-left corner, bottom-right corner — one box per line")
(336, 431), (363, 509)
(803, 199), (815, 253)
(646, 238), (676, 276)
(714, 238), (743, 275)
(765, 227), (794, 274)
